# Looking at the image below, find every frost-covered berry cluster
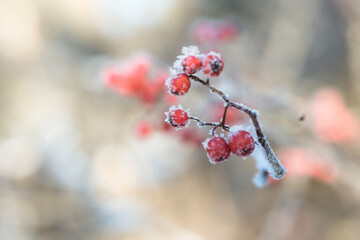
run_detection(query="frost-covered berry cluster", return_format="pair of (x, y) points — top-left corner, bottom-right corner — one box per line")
(202, 129), (256, 164)
(165, 46), (225, 94)
(165, 46), (287, 187)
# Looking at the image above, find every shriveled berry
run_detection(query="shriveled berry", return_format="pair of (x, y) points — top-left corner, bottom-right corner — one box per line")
(167, 73), (191, 96)
(229, 130), (255, 157)
(204, 137), (231, 164)
(182, 55), (202, 74)
(202, 53), (224, 77)
(167, 109), (189, 127)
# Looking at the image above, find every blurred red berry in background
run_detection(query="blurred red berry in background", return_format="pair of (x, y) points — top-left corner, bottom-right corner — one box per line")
(104, 55), (149, 95)
(190, 19), (240, 45)
(312, 88), (359, 143)
(164, 94), (179, 106)
(273, 147), (338, 183)
(179, 129), (204, 146)
(103, 54), (169, 106)
(211, 103), (244, 125)
(136, 121), (153, 138)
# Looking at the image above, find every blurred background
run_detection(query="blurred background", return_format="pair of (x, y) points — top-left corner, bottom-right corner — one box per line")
(1, 0), (360, 239)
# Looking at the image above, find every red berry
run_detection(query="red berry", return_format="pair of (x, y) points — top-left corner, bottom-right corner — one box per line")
(136, 121), (152, 138)
(167, 108), (189, 127)
(167, 73), (191, 96)
(182, 55), (202, 74)
(204, 137), (231, 163)
(202, 53), (224, 77)
(229, 130), (255, 157)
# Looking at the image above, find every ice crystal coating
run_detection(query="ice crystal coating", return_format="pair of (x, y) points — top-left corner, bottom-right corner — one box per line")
(181, 45), (200, 56)
(252, 168), (269, 188)
(251, 146), (272, 188)
(166, 73), (191, 96)
(172, 46), (204, 74)
(202, 52), (224, 77)
(229, 130), (255, 157)
(182, 55), (202, 74)
(203, 137), (231, 164)
(165, 105), (191, 129)
(229, 125), (243, 133)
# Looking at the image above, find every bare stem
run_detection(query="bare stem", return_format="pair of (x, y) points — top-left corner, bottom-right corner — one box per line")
(189, 116), (218, 127)
(189, 75), (286, 179)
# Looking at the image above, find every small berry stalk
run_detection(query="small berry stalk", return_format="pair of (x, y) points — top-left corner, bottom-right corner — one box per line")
(165, 46), (286, 182)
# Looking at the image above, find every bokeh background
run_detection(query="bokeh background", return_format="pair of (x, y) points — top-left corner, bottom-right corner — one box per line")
(1, 0), (360, 239)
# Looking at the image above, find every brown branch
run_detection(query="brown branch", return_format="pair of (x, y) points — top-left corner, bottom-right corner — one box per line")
(190, 75), (286, 179)
(189, 116), (229, 134)
(211, 103), (230, 135)
(189, 116), (218, 127)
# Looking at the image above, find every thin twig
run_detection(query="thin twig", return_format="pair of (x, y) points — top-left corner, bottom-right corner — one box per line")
(211, 103), (230, 135)
(189, 116), (218, 127)
(190, 75), (286, 179)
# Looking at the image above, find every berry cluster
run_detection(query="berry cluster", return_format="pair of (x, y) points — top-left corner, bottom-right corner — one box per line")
(203, 130), (255, 164)
(165, 49), (224, 97)
(164, 46), (287, 183)
(165, 47), (256, 164)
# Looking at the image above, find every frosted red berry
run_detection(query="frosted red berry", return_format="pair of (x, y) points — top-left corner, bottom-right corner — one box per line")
(167, 109), (189, 127)
(204, 137), (231, 163)
(168, 73), (191, 96)
(202, 53), (224, 77)
(229, 130), (255, 157)
(182, 55), (202, 74)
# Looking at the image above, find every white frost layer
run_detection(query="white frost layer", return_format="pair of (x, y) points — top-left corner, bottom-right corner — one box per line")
(251, 144), (283, 188)
(171, 45), (204, 74)
(252, 146), (270, 174)
(251, 146), (270, 188)
(252, 170), (268, 188)
(202, 137), (219, 164)
(228, 124), (254, 136)
(181, 45), (200, 56)
(207, 51), (222, 59)
(164, 104), (191, 130)
(202, 137), (230, 165)
(229, 124), (244, 133)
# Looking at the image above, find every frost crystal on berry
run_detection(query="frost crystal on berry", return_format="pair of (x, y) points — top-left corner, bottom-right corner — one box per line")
(229, 124), (244, 133)
(165, 105), (190, 128)
(202, 52), (224, 77)
(181, 45), (200, 56)
(172, 46), (204, 74)
(229, 130), (255, 157)
(203, 136), (231, 164)
(251, 146), (273, 188)
(166, 73), (191, 96)
(182, 55), (202, 74)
